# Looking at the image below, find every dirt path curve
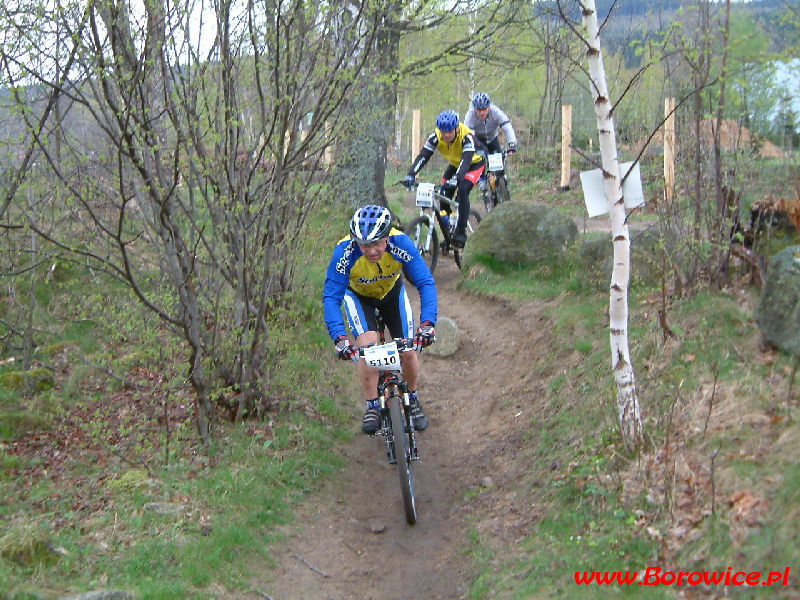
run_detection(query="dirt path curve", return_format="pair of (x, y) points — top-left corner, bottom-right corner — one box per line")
(257, 257), (550, 600)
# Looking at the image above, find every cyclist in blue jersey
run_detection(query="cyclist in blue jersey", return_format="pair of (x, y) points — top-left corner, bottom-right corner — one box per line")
(323, 205), (438, 434)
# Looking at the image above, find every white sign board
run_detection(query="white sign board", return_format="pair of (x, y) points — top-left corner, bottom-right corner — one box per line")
(579, 161), (645, 218)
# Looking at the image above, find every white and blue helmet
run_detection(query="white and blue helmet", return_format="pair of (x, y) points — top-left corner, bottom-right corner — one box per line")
(472, 92), (491, 109)
(350, 205), (392, 244)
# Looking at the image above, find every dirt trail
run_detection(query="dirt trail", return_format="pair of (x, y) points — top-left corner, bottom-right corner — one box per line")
(257, 258), (551, 600)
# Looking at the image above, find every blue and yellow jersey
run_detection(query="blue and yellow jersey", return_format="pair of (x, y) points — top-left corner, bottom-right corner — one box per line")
(322, 228), (438, 341)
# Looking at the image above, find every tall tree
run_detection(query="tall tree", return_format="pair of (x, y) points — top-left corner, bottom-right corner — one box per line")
(335, 0), (512, 207)
(0, 0), (388, 443)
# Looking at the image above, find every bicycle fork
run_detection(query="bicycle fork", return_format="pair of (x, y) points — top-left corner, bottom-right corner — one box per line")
(418, 213), (439, 254)
(378, 381), (419, 465)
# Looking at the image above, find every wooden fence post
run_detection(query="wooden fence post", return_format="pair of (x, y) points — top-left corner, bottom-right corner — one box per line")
(664, 97), (675, 202)
(412, 109), (421, 157)
(560, 104), (572, 190)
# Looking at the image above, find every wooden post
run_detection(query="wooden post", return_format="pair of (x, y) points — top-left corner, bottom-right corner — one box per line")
(560, 104), (572, 190)
(664, 98), (675, 202)
(412, 109), (421, 157)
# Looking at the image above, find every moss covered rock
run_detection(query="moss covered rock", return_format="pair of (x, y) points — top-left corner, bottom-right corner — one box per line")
(462, 202), (577, 271)
(756, 245), (800, 356)
(0, 368), (54, 394)
(106, 468), (151, 494)
(0, 523), (65, 568)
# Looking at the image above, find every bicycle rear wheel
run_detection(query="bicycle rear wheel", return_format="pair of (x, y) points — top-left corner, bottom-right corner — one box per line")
(453, 209), (482, 270)
(405, 216), (439, 274)
(389, 396), (417, 525)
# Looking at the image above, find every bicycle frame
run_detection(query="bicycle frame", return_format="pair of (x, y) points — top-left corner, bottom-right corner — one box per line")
(356, 310), (420, 524)
(486, 150), (507, 188)
(413, 182), (459, 249)
(481, 147), (512, 212)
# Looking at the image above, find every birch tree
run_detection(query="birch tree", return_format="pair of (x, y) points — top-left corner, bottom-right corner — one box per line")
(578, 0), (644, 449)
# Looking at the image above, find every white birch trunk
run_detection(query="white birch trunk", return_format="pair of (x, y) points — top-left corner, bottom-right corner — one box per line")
(580, 0), (644, 449)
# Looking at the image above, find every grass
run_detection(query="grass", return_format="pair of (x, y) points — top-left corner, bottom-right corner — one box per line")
(453, 214), (799, 597)
(2, 155), (799, 598)
(0, 202), (359, 598)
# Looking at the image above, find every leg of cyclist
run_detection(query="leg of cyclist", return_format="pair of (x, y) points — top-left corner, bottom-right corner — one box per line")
(478, 137), (500, 194)
(485, 136), (502, 153)
(453, 165), (485, 247)
(440, 165), (457, 217)
(380, 281), (428, 431)
(343, 289), (383, 434)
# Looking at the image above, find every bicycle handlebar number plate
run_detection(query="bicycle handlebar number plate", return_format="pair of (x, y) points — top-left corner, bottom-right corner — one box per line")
(416, 183), (435, 208)
(487, 152), (504, 172)
(363, 342), (402, 372)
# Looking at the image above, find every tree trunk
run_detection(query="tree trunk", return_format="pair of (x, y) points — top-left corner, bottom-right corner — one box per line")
(580, 0), (644, 450)
(712, 0), (733, 286)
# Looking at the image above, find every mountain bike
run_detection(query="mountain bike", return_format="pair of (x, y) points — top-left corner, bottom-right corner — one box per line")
(479, 147), (512, 212)
(401, 180), (482, 273)
(355, 310), (426, 525)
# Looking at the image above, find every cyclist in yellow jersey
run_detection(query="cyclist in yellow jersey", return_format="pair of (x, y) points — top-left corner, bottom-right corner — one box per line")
(403, 109), (486, 248)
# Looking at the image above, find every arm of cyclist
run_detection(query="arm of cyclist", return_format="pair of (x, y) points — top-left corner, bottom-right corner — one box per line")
(393, 234), (438, 347)
(406, 131), (438, 184)
(492, 106), (518, 154)
(322, 239), (360, 361)
(454, 131), (478, 181)
(463, 105), (476, 129)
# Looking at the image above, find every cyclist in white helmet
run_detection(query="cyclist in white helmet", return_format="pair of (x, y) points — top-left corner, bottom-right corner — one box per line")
(323, 205), (438, 434)
(464, 92), (518, 156)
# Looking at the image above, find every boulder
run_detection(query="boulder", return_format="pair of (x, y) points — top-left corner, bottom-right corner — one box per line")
(0, 367), (54, 394)
(756, 245), (800, 356)
(578, 226), (666, 289)
(425, 317), (458, 357)
(462, 202), (577, 270)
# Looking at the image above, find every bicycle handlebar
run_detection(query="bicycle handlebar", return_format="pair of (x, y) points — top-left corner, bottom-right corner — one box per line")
(353, 338), (425, 364)
(397, 180), (417, 191)
(397, 179), (455, 200)
(356, 338), (414, 354)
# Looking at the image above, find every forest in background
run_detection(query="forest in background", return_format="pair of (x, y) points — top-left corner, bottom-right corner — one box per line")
(391, 0), (798, 166)
(0, 0), (798, 440)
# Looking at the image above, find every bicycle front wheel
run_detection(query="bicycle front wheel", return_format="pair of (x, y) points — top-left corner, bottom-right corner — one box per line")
(405, 216), (439, 274)
(389, 396), (417, 525)
(496, 175), (511, 205)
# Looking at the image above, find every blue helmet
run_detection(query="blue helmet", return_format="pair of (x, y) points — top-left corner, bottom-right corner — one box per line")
(472, 92), (491, 109)
(435, 109), (459, 132)
(350, 205), (392, 244)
